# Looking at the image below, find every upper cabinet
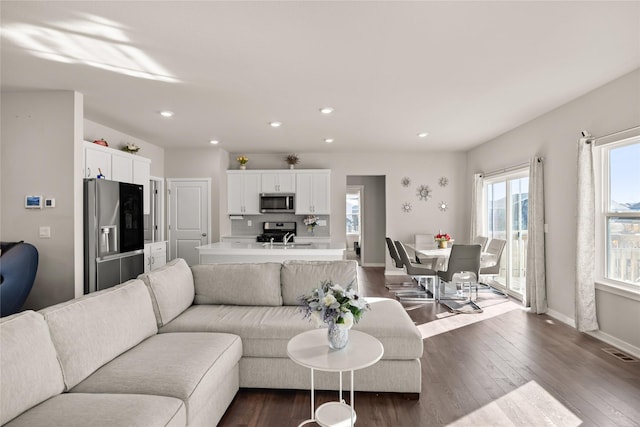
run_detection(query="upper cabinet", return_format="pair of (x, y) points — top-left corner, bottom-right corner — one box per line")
(295, 171), (331, 214)
(261, 172), (296, 193)
(83, 141), (151, 214)
(227, 172), (261, 214)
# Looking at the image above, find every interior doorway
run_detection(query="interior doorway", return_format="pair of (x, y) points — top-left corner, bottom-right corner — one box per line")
(167, 178), (211, 266)
(346, 185), (364, 264)
(346, 176), (386, 267)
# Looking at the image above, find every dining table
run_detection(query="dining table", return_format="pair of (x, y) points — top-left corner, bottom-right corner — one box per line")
(405, 244), (497, 272)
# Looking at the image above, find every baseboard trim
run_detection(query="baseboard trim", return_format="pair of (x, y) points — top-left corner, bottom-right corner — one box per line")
(545, 309), (640, 359)
(546, 309), (576, 328)
(586, 330), (640, 360)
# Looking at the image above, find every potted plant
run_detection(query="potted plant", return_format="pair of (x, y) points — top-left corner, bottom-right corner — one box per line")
(286, 154), (299, 169)
(236, 155), (248, 170)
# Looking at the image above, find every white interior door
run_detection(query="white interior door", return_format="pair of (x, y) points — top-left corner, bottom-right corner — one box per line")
(168, 179), (210, 266)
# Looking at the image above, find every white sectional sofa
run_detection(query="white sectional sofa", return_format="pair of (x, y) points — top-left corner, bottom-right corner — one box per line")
(0, 259), (423, 426)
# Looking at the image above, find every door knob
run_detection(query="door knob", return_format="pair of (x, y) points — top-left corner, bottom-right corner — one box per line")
(201, 233), (207, 237)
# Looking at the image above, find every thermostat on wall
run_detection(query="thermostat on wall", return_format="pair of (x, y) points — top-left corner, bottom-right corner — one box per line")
(45, 198), (56, 208)
(25, 195), (43, 209)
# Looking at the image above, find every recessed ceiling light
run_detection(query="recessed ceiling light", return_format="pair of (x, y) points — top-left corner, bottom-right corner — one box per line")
(269, 121), (282, 128)
(209, 140), (219, 145)
(320, 107), (334, 114)
(160, 110), (174, 118)
(417, 132), (429, 138)
(324, 138), (334, 143)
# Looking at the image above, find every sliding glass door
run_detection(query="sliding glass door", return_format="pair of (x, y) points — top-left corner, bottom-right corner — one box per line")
(484, 170), (529, 298)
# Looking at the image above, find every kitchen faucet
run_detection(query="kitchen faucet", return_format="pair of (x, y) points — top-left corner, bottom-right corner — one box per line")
(283, 232), (295, 246)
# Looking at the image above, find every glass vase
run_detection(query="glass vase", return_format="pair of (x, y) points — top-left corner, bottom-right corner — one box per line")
(327, 322), (349, 350)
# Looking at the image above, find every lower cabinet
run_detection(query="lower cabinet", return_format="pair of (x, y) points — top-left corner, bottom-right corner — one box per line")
(144, 241), (167, 273)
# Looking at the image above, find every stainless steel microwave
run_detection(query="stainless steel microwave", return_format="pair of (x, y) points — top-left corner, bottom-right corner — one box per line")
(260, 193), (295, 213)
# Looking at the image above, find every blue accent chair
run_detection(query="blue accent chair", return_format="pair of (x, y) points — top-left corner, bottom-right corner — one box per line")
(0, 241), (38, 317)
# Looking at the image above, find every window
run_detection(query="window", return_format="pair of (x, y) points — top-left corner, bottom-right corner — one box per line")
(346, 192), (360, 234)
(599, 137), (640, 287)
(483, 168), (529, 297)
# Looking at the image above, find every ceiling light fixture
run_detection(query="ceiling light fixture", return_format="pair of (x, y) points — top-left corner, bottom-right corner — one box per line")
(160, 110), (174, 118)
(324, 138), (334, 143)
(209, 140), (219, 145)
(269, 121), (282, 128)
(417, 132), (429, 138)
(319, 107), (334, 114)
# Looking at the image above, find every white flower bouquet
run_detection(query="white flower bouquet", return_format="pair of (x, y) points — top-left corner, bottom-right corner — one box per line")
(298, 281), (370, 329)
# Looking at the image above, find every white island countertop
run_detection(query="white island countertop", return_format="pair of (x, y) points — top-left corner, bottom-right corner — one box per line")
(196, 241), (346, 264)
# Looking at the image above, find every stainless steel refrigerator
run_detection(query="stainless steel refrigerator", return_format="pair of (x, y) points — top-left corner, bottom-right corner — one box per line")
(84, 179), (145, 293)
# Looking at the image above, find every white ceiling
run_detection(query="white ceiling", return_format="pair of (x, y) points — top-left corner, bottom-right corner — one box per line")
(2, 1), (639, 153)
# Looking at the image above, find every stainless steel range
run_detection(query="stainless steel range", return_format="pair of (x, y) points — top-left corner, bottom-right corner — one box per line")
(256, 222), (297, 243)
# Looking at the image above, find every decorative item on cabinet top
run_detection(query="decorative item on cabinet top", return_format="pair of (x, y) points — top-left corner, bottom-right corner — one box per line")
(121, 143), (140, 154)
(286, 153), (300, 169)
(93, 138), (108, 147)
(237, 155), (249, 170)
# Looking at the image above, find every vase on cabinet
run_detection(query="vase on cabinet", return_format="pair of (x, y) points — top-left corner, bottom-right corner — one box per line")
(239, 165), (246, 170)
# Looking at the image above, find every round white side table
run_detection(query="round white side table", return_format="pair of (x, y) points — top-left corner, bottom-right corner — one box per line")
(287, 329), (384, 427)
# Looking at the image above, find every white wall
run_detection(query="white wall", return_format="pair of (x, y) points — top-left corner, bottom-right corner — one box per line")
(84, 119), (165, 178)
(1, 90), (84, 309)
(467, 68), (640, 352)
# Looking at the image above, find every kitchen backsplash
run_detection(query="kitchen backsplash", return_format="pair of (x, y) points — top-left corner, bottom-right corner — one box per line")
(230, 213), (330, 238)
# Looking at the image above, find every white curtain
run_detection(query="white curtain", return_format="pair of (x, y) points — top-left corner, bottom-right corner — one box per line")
(470, 173), (484, 241)
(525, 157), (547, 313)
(575, 138), (599, 332)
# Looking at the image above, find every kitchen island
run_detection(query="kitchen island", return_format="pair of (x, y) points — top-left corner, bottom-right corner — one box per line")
(196, 241), (346, 264)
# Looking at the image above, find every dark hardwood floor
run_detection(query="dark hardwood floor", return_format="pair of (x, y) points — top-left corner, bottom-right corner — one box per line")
(219, 266), (640, 426)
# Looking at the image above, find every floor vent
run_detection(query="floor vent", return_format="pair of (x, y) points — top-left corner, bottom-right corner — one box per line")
(602, 348), (638, 362)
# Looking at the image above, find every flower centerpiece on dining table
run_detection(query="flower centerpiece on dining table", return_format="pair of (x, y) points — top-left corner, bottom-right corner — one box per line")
(435, 232), (452, 249)
(298, 281), (370, 349)
(303, 215), (319, 233)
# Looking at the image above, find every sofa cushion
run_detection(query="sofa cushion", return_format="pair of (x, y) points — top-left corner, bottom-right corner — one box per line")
(192, 263), (283, 306)
(3, 393), (186, 427)
(40, 279), (158, 390)
(0, 311), (65, 425)
(71, 332), (242, 425)
(161, 298), (423, 360)
(138, 258), (195, 327)
(280, 260), (358, 305)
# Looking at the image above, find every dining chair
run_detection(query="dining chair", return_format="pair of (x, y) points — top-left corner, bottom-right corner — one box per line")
(472, 235), (489, 251)
(394, 240), (438, 303)
(385, 237), (415, 289)
(479, 238), (506, 286)
(414, 233), (436, 266)
(437, 244), (481, 302)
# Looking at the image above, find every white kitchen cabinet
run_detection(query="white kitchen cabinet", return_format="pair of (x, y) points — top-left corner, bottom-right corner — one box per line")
(295, 171), (331, 214)
(144, 241), (167, 273)
(83, 141), (151, 214)
(261, 172), (295, 193)
(111, 154), (133, 183)
(84, 145), (111, 179)
(227, 172), (261, 214)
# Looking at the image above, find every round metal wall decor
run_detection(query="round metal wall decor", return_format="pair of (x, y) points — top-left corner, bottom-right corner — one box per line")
(401, 202), (412, 213)
(439, 176), (449, 187)
(401, 177), (411, 187)
(439, 201), (449, 212)
(416, 185), (432, 201)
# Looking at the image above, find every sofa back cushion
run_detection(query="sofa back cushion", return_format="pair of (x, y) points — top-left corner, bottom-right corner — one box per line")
(40, 279), (158, 390)
(192, 263), (283, 306)
(0, 311), (65, 425)
(281, 260), (358, 305)
(138, 258), (195, 327)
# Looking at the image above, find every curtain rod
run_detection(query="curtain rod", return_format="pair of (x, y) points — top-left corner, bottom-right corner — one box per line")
(586, 124), (640, 145)
(480, 160), (531, 179)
